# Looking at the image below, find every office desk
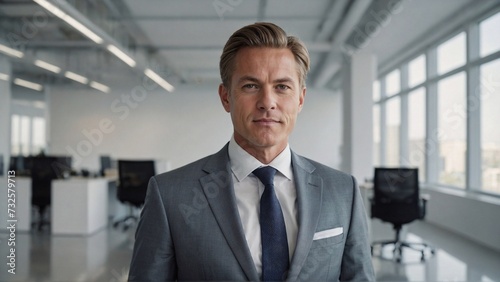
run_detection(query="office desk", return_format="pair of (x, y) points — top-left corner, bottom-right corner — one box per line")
(51, 178), (108, 235)
(0, 176), (31, 231)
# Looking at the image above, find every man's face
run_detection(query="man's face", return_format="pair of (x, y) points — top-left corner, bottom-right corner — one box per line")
(219, 47), (306, 154)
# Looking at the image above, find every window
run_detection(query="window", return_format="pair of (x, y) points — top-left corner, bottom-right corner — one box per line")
(385, 69), (400, 97)
(385, 97), (400, 166)
(408, 87), (426, 181)
(437, 72), (466, 188)
(32, 117), (46, 155)
(480, 12), (500, 57)
(408, 55), (426, 88)
(20, 116), (30, 156)
(480, 58), (500, 194)
(11, 115), (46, 156)
(437, 32), (466, 75)
(11, 115), (20, 155)
(374, 10), (500, 196)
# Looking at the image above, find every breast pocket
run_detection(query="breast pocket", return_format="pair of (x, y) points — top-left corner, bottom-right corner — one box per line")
(311, 227), (344, 249)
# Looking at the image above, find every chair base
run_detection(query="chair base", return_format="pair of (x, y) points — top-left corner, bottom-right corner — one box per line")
(113, 215), (138, 231)
(31, 206), (50, 232)
(113, 204), (141, 231)
(371, 239), (435, 263)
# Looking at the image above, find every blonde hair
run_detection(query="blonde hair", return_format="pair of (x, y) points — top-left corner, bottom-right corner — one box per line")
(220, 22), (310, 88)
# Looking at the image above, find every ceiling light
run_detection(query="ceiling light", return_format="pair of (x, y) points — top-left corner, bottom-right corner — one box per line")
(62, 15), (103, 44)
(90, 81), (110, 93)
(65, 71), (88, 84)
(0, 44), (24, 58)
(0, 73), (9, 81)
(144, 68), (175, 92)
(14, 78), (43, 91)
(34, 59), (61, 74)
(33, 0), (66, 18)
(33, 0), (103, 44)
(107, 45), (136, 67)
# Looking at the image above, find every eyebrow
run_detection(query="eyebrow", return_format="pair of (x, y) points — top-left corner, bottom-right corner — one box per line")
(237, 76), (296, 85)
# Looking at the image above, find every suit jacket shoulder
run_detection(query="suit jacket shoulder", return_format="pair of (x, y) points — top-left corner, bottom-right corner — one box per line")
(292, 153), (356, 192)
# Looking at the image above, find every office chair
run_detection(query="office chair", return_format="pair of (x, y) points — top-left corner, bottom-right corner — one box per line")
(370, 167), (435, 262)
(31, 157), (59, 231)
(113, 160), (155, 231)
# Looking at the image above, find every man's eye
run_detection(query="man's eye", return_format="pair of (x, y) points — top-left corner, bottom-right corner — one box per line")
(243, 84), (258, 89)
(276, 84), (290, 90)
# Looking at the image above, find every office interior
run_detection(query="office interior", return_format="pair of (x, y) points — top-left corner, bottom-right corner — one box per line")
(1, 0), (500, 281)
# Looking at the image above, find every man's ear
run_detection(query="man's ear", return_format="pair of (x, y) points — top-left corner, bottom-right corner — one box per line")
(219, 83), (231, 113)
(298, 87), (306, 112)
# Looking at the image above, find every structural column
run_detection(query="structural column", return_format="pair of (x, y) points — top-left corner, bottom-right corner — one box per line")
(0, 55), (12, 175)
(341, 51), (377, 182)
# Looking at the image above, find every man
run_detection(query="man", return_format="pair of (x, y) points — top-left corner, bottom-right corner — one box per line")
(129, 22), (375, 281)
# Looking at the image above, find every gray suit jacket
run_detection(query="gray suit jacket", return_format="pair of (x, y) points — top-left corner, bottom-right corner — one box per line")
(129, 145), (375, 281)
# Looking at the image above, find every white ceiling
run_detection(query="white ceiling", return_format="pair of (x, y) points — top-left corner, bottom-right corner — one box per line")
(0, 0), (495, 90)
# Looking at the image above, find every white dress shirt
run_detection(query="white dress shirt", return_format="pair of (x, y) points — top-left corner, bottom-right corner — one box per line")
(228, 136), (298, 277)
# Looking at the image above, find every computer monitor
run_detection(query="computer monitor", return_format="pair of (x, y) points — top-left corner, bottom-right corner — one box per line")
(9, 155), (30, 176)
(0, 154), (3, 176)
(51, 156), (72, 179)
(100, 155), (112, 176)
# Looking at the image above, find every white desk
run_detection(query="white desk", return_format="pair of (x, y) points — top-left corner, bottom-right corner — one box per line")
(0, 176), (31, 232)
(51, 178), (108, 235)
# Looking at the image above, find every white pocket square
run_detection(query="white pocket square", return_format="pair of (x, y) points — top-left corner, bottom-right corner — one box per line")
(313, 227), (343, 240)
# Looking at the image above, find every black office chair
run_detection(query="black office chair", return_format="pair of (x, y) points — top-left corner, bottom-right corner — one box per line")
(113, 160), (155, 231)
(30, 157), (57, 231)
(370, 167), (435, 262)
(30, 156), (72, 231)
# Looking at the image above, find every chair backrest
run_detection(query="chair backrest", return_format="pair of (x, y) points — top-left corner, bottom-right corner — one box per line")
(117, 160), (155, 206)
(31, 156), (68, 207)
(372, 167), (420, 225)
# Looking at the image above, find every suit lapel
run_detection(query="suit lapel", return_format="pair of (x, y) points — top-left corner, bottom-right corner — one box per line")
(199, 145), (259, 281)
(288, 153), (323, 280)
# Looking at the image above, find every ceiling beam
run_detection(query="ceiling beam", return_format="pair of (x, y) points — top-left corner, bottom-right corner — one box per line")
(312, 0), (373, 88)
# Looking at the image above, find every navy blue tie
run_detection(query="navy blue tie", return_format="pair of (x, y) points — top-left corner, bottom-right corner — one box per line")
(253, 166), (289, 281)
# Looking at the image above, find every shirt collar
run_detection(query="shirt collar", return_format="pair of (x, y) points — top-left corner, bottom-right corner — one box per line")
(228, 135), (293, 182)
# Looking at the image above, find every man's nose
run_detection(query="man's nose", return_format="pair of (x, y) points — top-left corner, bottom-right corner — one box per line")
(257, 87), (277, 110)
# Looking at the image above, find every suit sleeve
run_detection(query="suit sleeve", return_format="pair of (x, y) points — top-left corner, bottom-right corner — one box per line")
(129, 177), (177, 281)
(340, 176), (375, 281)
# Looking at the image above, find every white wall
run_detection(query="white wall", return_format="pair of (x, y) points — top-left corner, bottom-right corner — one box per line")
(423, 187), (500, 253)
(48, 81), (342, 172)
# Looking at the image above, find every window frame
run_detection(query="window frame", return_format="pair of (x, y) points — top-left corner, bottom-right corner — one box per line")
(373, 8), (500, 197)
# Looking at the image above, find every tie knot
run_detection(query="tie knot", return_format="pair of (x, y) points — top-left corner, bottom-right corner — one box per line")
(252, 166), (277, 186)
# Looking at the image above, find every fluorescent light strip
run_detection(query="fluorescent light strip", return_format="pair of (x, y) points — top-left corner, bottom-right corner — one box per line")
(33, 0), (66, 18)
(90, 81), (110, 93)
(65, 71), (89, 84)
(0, 44), (24, 58)
(13, 78), (43, 91)
(62, 15), (103, 44)
(0, 73), (9, 81)
(144, 68), (175, 92)
(107, 45), (136, 67)
(34, 59), (61, 74)
(33, 0), (103, 44)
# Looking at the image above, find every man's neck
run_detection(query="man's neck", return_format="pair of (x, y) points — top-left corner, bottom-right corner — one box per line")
(233, 136), (287, 164)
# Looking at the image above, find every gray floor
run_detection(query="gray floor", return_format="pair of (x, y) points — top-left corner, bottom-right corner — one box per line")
(1, 219), (499, 282)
